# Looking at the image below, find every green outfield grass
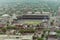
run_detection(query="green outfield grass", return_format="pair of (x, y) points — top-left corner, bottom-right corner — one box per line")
(24, 21), (42, 25)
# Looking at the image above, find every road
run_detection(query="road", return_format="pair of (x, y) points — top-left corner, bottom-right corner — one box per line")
(48, 38), (57, 40)
(0, 34), (58, 40)
(0, 34), (33, 40)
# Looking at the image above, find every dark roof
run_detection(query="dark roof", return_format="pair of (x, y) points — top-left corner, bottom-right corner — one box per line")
(17, 15), (49, 20)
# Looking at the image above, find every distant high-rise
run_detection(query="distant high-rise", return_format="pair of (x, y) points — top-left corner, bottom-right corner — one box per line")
(57, 7), (60, 16)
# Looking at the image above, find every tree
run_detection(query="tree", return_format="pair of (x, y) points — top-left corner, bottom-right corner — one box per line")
(55, 30), (60, 40)
(1, 27), (7, 34)
(38, 38), (44, 40)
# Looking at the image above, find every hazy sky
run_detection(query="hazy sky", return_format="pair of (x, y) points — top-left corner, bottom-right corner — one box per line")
(0, 0), (58, 4)
(0, 0), (15, 2)
(0, 0), (57, 3)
